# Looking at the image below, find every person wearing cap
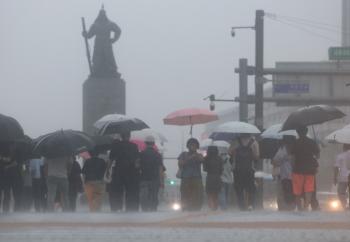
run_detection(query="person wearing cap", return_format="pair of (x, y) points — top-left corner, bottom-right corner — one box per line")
(139, 135), (164, 211)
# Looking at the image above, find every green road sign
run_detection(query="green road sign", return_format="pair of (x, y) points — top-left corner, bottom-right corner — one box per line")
(329, 47), (350, 60)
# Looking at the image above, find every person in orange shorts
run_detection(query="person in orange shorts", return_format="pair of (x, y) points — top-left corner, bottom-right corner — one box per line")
(292, 126), (319, 211)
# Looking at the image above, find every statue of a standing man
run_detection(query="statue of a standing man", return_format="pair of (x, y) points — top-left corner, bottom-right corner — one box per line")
(83, 7), (121, 78)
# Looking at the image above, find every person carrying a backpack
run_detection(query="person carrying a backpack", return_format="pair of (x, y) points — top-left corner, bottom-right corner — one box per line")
(232, 134), (259, 211)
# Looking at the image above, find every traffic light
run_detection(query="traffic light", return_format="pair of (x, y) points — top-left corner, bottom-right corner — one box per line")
(166, 179), (177, 186)
(209, 94), (215, 111)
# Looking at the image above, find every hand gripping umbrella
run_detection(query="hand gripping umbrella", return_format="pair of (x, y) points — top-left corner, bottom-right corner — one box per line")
(163, 108), (218, 136)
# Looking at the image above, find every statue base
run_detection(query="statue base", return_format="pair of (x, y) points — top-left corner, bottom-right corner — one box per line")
(83, 76), (126, 135)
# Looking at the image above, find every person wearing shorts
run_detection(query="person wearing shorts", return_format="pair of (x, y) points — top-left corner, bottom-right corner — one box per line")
(292, 126), (319, 211)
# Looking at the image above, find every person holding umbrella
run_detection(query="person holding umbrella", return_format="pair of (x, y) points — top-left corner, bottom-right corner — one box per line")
(203, 146), (223, 211)
(231, 134), (259, 211)
(0, 143), (23, 212)
(109, 131), (140, 212)
(44, 145), (73, 212)
(292, 126), (320, 211)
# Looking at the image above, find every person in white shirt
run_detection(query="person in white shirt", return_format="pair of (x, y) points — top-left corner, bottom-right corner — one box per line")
(218, 152), (233, 210)
(272, 135), (296, 211)
(334, 144), (350, 209)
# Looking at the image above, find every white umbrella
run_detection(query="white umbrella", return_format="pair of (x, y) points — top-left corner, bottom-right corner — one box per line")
(209, 121), (260, 141)
(131, 128), (168, 143)
(212, 121), (260, 134)
(261, 124), (298, 140)
(200, 139), (230, 149)
(94, 114), (130, 129)
(325, 128), (350, 144)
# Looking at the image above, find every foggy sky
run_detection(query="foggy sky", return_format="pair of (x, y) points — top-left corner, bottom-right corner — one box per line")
(0, 0), (341, 161)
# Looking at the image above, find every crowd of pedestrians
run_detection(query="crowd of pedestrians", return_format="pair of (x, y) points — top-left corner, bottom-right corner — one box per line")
(0, 131), (165, 213)
(1, 125), (349, 213)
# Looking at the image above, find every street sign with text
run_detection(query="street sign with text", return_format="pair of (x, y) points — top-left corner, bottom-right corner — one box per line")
(329, 47), (350, 60)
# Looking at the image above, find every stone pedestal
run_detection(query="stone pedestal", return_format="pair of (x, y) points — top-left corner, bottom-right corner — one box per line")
(83, 77), (125, 135)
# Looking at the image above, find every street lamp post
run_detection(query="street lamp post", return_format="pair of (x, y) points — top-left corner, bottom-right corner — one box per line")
(231, 10), (265, 131)
(255, 10), (265, 131)
(231, 10), (265, 210)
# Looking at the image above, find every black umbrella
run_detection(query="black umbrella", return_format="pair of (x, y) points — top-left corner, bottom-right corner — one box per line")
(281, 105), (346, 131)
(0, 114), (24, 142)
(13, 135), (34, 162)
(33, 130), (95, 158)
(99, 119), (149, 135)
(92, 135), (114, 153)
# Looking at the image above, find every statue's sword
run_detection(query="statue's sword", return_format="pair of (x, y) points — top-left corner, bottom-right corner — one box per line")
(81, 17), (93, 75)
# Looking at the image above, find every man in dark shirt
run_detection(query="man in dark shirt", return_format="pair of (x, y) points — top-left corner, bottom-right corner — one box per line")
(109, 131), (140, 211)
(292, 126), (320, 211)
(82, 149), (106, 212)
(139, 136), (163, 211)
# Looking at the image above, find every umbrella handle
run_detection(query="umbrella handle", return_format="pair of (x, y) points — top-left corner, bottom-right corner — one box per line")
(189, 116), (193, 137)
(311, 125), (316, 141)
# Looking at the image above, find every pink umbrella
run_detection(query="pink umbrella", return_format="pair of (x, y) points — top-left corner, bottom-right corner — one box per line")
(163, 108), (218, 136)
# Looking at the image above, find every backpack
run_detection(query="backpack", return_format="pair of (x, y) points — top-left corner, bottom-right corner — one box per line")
(235, 139), (255, 172)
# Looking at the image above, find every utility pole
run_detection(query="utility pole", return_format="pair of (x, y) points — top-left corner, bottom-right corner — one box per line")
(255, 10), (264, 131)
(238, 58), (249, 122)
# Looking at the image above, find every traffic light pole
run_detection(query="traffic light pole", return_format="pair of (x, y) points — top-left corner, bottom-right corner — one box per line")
(239, 58), (249, 122)
(254, 10), (265, 209)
